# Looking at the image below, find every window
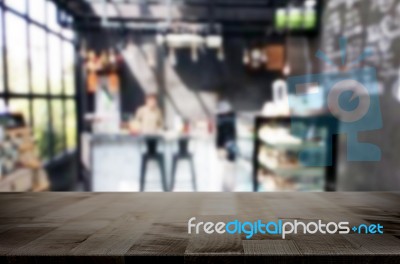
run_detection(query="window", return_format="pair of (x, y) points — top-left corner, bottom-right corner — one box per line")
(5, 0), (26, 14)
(30, 25), (47, 94)
(51, 99), (65, 155)
(6, 12), (28, 94)
(49, 34), (62, 95)
(64, 42), (75, 95)
(9, 99), (31, 125)
(1, 2), (78, 162)
(0, 11), (3, 93)
(33, 99), (50, 160)
(66, 99), (77, 149)
(28, 0), (46, 25)
(47, 1), (60, 33)
(62, 28), (74, 41)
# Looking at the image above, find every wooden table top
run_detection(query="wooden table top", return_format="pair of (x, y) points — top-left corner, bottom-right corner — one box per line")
(0, 192), (399, 263)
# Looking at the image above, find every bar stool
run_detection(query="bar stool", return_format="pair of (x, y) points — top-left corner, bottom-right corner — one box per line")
(140, 136), (168, 192)
(170, 137), (197, 191)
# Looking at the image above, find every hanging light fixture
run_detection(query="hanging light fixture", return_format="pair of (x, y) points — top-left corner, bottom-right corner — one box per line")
(206, 35), (223, 48)
(251, 48), (262, 61)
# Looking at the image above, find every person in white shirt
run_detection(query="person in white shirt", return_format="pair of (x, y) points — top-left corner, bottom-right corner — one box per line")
(133, 94), (163, 134)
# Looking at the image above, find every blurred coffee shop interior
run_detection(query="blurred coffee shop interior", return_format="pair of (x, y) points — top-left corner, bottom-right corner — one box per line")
(0, 0), (400, 192)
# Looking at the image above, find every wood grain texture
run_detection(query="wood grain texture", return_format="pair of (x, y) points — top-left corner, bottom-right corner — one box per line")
(0, 192), (398, 264)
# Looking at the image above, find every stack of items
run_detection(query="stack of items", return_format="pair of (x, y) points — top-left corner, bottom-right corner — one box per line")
(256, 124), (325, 191)
(0, 127), (49, 192)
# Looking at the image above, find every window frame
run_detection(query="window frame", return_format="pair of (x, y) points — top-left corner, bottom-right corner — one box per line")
(0, 0), (77, 163)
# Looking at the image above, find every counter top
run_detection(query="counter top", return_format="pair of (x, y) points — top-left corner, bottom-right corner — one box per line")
(87, 133), (209, 144)
(0, 192), (399, 263)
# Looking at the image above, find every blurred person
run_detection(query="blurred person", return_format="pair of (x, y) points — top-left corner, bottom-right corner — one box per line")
(216, 99), (238, 191)
(132, 94), (163, 134)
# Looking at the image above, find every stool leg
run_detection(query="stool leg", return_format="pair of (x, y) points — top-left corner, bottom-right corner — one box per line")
(157, 155), (168, 192)
(189, 156), (197, 191)
(140, 155), (148, 192)
(170, 155), (179, 191)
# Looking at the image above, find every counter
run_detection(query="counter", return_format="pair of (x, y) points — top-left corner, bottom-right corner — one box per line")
(0, 192), (399, 262)
(81, 133), (221, 191)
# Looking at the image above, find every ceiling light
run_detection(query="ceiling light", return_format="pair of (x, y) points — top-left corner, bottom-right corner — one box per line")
(166, 34), (204, 48)
(206, 35), (223, 48)
(251, 49), (262, 61)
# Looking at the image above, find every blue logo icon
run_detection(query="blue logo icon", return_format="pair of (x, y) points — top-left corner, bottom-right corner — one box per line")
(287, 37), (382, 165)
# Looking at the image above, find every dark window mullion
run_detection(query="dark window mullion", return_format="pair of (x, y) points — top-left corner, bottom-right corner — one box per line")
(61, 38), (66, 152)
(0, 92), (75, 99)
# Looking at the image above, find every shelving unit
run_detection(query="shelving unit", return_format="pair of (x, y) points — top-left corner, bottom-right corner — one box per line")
(252, 115), (338, 192)
(0, 114), (49, 192)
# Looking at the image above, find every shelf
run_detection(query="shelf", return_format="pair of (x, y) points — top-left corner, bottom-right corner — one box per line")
(253, 114), (339, 192)
(259, 134), (324, 151)
(258, 158), (324, 178)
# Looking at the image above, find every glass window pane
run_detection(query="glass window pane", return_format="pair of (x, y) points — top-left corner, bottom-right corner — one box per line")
(29, 0), (46, 25)
(47, 1), (60, 33)
(6, 12), (28, 94)
(0, 98), (6, 112)
(30, 25), (47, 94)
(33, 99), (50, 160)
(49, 35), (62, 95)
(63, 42), (75, 95)
(62, 28), (74, 41)
(51, 99), (64, 155)
(65, 100), (76, 149)
(8, 99), (31, 125)
(0, 10), (3, 93)
(5, 0), (26, 13)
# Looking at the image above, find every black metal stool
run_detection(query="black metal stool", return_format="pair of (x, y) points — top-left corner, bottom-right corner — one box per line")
(170, 137), (197, 191)
(140, 136), (168, 192)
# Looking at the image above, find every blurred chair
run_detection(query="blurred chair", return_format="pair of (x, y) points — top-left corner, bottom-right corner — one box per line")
(140, 136), (168, 192)
(170, 137), (197, 191)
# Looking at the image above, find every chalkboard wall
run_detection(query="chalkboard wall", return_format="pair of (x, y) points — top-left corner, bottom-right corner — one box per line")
(321, 0), (400, 190)
(321, 0), (400, 91)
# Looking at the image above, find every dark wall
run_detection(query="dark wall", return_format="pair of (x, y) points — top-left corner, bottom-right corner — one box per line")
(321, 0), (400, 190)
(171, 37), (283, 111)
